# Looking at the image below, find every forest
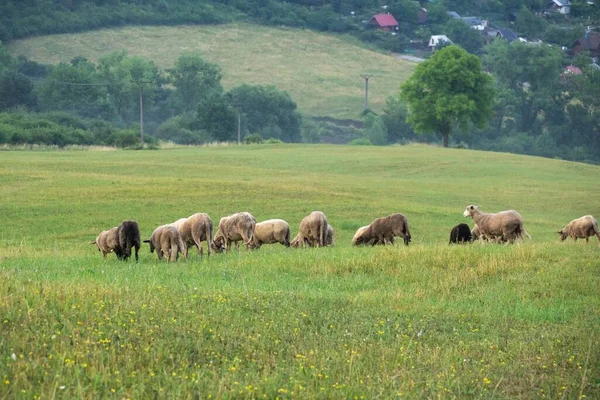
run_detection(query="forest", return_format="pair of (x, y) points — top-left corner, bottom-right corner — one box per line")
(0, 0), (599, 163)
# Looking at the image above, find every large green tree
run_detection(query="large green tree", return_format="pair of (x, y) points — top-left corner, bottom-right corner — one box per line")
(400, 45), (494, 147)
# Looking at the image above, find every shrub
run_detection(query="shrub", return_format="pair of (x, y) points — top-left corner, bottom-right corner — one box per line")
(244, 133), (263, 144)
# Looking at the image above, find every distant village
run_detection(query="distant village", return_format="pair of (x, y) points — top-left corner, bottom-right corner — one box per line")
(364, 0), (599, 71)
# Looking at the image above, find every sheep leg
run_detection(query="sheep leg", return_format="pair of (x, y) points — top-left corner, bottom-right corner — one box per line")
(585, 237), (589, 244)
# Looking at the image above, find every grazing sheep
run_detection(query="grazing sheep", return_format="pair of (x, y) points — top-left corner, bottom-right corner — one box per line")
(116, 220), (141, 261)
(290, 211), (328, 248)
(463, 205), (531, 244)
(449, 223), (473, 244)
(249, 219), (291, 250)
(170, 213), (214, 258)
(212, 212), (256, 252)
(144, 225), (186, 262)
(352, 213), (411, 246)
(558, 215), (600, 243)
(91, 227), (119, 258)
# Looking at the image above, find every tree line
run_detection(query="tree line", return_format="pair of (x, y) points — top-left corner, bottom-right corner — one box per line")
(0, 42), (302, 147)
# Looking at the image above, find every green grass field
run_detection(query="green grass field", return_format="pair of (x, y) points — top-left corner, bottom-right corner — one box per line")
(1, 144), (599, 398)
(6, 24), (416, 119)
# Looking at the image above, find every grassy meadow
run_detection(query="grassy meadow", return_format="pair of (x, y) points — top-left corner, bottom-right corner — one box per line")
(1, 144), (599, 399)
(6, 24), (416, 119)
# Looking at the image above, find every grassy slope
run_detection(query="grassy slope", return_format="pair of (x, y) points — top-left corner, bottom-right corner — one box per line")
(0, 144), (599, 398)
(6, 24), (416, 119)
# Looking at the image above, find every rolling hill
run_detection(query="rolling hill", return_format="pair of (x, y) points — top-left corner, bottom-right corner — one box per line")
(6, 23), (417, 119)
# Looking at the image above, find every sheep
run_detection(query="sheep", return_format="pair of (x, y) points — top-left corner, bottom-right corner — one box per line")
(248, 219), (291, 250)
(352, 213), (411, 246)
(170, 213), (214, 259)
(115, 220), (141, 261)
(558, 215), (600, 243)
(290, 211), (328, 248)
(449, 223), (473, 244)
(212, 212), (256, 252)
(463, 205), (531, 244)
(144, 225), (186, 262)
(91, 227), (119, 258)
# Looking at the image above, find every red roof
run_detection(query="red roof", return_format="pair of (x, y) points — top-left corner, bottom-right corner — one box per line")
(369, 14), (399, 27)
(565, 65), (582, 74)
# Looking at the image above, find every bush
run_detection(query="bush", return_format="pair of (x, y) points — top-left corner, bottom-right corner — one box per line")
(113, 129), (140, 148)
(264, 138), (283, 144)
(244, 133), (263, 144)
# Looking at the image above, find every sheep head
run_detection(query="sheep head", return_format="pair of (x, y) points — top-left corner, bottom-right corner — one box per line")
(557, 230), (568, 241)
(463, 205), (479, 218)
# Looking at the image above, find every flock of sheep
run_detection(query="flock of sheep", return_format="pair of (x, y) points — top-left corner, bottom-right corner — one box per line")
(91, 207), (600, 262)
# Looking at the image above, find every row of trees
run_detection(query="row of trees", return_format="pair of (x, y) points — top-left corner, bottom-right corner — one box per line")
(377, 43), (598, 163)
(0, 42), (302, 146)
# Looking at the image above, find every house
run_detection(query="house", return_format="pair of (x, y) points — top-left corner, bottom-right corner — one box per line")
(564, 65), (582, 75)
(367, 14), (399, 31)
(572, 33), (600, 58)
(429, 35), (452, 51)
(548, 0), (571, 14)
(447, 11), (461, 19)
(496, 28), (518, 43)
(460, 16), (488, 31)
(418, 8), (428, 24)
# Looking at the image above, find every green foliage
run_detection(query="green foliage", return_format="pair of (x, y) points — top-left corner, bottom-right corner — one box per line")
(515, 5), (547, 38)
(167, 52), (223, 113)
(361, 113), (388, 146)
(0, 70), (36, 111)
(400, 45), (494, 147)
(155, 115), (213, 145)
(227, 84), (301, 142)
(244, 133), (264, 144)
(443, 19), (485, 54)
(195, 95), (237, 141)
(300, 119), (323, 144)
(381, 96), (418, 143)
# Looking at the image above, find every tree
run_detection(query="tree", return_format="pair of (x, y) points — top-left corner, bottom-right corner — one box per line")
(443, 19), (484, 54)
(167, 53), (223, 114)
(226, 84), (301, 142)
(400, 45), (494, 147)
(195, 95), (236, 141)
(0, 70), (36, 111)
(483, 40), (564, 134)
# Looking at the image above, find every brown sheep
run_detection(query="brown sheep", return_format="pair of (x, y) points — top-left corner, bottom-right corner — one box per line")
(91, 227), (119, 258)
(558, 215), (600, 243)
(248, 219), (291, 250)
(144, 225), (187, 262)
(116, 220), (141, 262)
(170, 213), (214, 259)
(212, 212), (256, 252)
(463, 205), (531, 244)
(290, 211), (328, 248)
(352, 213), (411, 246)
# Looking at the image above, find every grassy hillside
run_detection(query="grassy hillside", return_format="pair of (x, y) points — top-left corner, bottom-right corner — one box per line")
(6, 24), (416, 119)
(1, 144), (599, 398)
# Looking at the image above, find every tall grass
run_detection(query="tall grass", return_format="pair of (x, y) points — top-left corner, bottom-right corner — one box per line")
(6, 24), (416, 119)
(1, 144), (599, 398)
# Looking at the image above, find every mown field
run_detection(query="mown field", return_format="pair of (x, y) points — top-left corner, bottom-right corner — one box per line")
(1, 144), (599, 399)
(6, 24), (416, 119)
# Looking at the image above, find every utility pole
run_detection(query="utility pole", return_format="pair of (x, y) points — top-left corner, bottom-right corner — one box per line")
(132, 79), (152, 146)
(360, 74), (372, 112)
